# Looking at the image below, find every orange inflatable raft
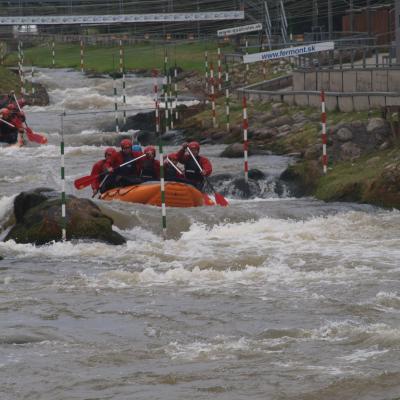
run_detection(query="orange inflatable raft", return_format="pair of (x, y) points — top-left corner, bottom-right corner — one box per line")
(100, 181), (215, 207)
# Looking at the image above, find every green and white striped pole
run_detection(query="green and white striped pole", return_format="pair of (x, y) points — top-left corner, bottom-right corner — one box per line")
(52, 40), (55, 67)
(174, 64), (179, 122)
(153, 69), (167, 239)
(60, 112), (67, 241)
(113, 78), (119, 133)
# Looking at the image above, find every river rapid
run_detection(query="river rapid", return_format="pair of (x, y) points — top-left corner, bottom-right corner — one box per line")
(1, 68), (400, 400)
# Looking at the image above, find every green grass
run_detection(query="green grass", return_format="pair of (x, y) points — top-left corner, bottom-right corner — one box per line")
(5, 41), (234, 73)
(0, 66), (22, 95)
(315, 148), (397, 201)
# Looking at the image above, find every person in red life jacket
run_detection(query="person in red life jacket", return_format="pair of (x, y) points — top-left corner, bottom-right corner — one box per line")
(106, 138), (143, 188)
(90, 147), (116, 195)
(175, 141), (212, 190)
(139, 145), (160, 181)
(164, 153), (186, 182)
(0, 107), (20, 144)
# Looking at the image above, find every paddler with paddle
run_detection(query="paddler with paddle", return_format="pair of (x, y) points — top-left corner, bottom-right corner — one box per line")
(104, 138), (144, 189)
(89, 147), (116, 196)
(175, 141), (212, 191)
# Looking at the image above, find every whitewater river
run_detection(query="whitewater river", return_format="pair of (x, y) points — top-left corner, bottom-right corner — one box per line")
(1, 69), (400, 400)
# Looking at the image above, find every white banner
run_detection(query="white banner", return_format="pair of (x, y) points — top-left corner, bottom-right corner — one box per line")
(217, 23), (263, 37)
(243, 41), (335, 64)
(0, 11), (244, 25)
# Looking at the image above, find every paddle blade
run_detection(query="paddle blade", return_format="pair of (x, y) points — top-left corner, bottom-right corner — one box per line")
(214, 192), (229, 207)
(25, 127), (47, 144)
(202, 193), (215, 206)
(74, 175), (97, 190)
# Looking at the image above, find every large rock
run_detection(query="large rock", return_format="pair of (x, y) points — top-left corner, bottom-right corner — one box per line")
(364, 162), (400, 208)
(220, 142), (253, 158)
(4, 188), (125, 245)
(336, 126), (353, 142)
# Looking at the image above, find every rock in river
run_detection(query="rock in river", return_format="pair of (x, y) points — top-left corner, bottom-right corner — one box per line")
(4, 188), (125, 246)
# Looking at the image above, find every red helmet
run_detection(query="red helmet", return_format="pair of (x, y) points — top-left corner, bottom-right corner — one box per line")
(144, 145), (156, 155)
(188, 141), (200, 151)
(104, 147), (116, 157)
(0, 108), (10, 117)
(120, 139), (132, 149)
(7, 103), (16, 111)
(168, 153), (178, 161)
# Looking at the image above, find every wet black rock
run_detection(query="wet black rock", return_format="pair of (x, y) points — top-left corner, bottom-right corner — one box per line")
(5, 188), (126, 246)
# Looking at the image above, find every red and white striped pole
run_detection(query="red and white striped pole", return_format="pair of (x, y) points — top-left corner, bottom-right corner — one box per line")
(242, 95), (249, 184)
(52, 40), (55, 67)
(210, 62), (217, 128)
(80, 39), (84, 73)
(320, 89), (328, 174)
(217, 47), (222, 91)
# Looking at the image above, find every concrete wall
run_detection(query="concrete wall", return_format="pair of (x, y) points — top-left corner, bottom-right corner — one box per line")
(236, 89), (400, 112)
(293, 68), (400, 93)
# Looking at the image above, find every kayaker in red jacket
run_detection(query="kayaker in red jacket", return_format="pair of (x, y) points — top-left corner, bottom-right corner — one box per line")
(0, 107), (22, 145)
(164, 153), (185, 182)
(105, 139), (143, 188)
(90, 147), (116, 195)
(175, 141), (212, 190)
(139, 145), (160, 181)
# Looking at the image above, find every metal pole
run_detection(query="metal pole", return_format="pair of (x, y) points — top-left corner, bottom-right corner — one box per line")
(60, 112), (67, 242)
(242, 95), (249, 184)
(153, 69), (167, 239)
(113, 78), (119, 133)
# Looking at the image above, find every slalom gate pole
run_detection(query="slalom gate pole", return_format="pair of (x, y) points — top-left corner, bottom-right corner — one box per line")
(245, 37), (249, 84)
(217, 47), (222, 91)
(320, 89), (328, 174)
(52, 40), (55, 67)
(119, 39), (124, 74)
(163, 49), (170, 132)
(210, 62), (217, 128)
(122, 72), (127, 125)
(31, 64), (35, 96)
(168, 72), (173, 129)
(153, 69), (167, 239)
(1, 42), (4, 65)
(80, 39), (84, 73)
(113, 78), (119, 133)
(204, 50), (209, 93)
(60, 112), (67, 241)
(242, 95), (249, 184)
(262, 43), (267, 80)
(174, 64), (179, 121)
(225, 63), (230, 132)
(18, 41), (25, 96)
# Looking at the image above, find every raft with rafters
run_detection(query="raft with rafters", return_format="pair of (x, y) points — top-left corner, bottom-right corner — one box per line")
(100, 181), (215, 207)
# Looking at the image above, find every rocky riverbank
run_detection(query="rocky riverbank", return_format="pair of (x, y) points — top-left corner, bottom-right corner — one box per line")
(173, 69), (400, 209)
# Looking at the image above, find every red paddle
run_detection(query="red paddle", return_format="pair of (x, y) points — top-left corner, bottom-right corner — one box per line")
(25, 126), (48, 144)
(11, 93), (47, 144)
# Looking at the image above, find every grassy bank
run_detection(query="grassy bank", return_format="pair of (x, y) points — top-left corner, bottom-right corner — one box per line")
(0, 66), (21, 94)
(5, 41), (235, 73)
